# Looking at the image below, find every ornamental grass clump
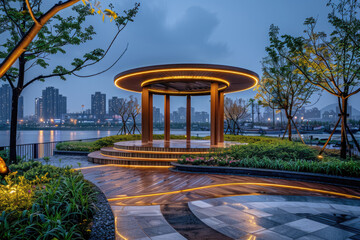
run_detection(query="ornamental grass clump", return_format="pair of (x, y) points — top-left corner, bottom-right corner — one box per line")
(0, 162), (97, 239)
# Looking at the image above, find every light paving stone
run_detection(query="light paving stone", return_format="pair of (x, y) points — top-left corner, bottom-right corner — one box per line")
(151, 232), (186, 240)
(246, 202), (273, 209)
(286, 219), (328, 233)
(243, 208), (273, 218)
(280, 206), (322, 214)
(191, 200), (213, 208)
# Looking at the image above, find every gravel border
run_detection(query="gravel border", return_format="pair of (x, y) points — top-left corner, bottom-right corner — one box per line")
(89, 184), (115, 240)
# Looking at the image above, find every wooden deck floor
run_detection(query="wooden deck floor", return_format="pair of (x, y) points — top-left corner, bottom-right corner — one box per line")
(79, 165), (360, 206)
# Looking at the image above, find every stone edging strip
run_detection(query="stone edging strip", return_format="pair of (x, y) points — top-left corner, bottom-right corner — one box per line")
(171, 163), (360, 188)
(53, 150), (90, 156)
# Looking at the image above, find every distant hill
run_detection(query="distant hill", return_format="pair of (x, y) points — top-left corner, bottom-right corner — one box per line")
(320, 103), (360, 116)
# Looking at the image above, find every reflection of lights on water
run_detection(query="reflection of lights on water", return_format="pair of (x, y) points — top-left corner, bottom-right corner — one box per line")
(97, 130), (100, 137)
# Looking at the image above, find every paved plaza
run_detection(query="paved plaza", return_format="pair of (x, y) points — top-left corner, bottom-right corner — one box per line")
(43, 155), (360, 239)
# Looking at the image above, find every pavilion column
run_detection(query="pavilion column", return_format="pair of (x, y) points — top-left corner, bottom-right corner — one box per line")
(141, 87), (149, 143)
(218, 92), (224, 144)
(149, 93), (153, 142)
(141, 87), (153, 143)
(210, 83), (219, 146)
(164, 94), (170, 142)
(186, 95), (191, 142)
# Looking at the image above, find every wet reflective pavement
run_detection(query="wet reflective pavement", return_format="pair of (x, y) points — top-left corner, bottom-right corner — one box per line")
(76, 164), (360, 239)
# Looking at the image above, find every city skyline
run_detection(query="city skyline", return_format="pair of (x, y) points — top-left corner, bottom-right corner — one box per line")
(13, 0), (360, 116)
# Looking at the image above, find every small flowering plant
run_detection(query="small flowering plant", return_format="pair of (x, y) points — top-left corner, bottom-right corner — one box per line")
(179, 154), (241, 167)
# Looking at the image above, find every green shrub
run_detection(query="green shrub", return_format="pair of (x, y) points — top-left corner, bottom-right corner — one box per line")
(9, 161), (75, 181)
(0, 162), (96, 239)
(225, 141), (318, 161)
(56, 141), (97, 152)
(178, 155), (360, 177)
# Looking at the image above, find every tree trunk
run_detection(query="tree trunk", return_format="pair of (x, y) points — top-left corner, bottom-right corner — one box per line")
(287, 118), (292, 141)
(340, 97), (348, 159)
(9, 88), (20, 164)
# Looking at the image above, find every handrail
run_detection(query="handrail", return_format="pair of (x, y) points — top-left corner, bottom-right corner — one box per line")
(0, 137), (103, 160)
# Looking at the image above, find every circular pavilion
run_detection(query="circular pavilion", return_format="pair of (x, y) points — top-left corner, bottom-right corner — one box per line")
(114, 63), (259, 147)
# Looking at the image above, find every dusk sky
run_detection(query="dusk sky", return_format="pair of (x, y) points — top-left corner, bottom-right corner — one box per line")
(17, 0), (360, 116)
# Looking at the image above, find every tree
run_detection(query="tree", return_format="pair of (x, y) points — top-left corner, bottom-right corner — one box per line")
(0, 0), (139, 163)
(128, 95), (140, 134)
(270, 0), (360, 158)
(115, 98), (131, 135)
(224, 97), (249, 135)
(255, 31), (318, 142)
(249, 98), (255, 125)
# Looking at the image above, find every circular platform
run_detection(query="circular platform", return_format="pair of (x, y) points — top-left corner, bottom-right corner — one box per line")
(88, 140), (244, 167)
(114, 64), (259, 95)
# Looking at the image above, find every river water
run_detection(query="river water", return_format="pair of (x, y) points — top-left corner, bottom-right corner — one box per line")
(0, 130), (212, 146)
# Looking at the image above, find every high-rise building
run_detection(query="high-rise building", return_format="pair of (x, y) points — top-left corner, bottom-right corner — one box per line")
(41, 87), (67, 120)
(0, 84), (24, 122)
(0, 84), (11, 121)
(178, 107), (186, 123)
(18, 96), (24, 119)
(35, 97), (43, 120)
(153, 107), (161, 123)
(194, 111), (209, 123)
(108, 96), (124, 116)
(91, 92), (106, 117)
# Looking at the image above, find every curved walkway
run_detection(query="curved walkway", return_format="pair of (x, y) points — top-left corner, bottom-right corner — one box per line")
(78, 165), (360, 239)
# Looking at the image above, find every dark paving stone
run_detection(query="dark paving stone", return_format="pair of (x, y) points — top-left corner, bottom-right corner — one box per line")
(216, 225), (249, 239)
(313, 226), (355, 240)
(307, 213), (355, 225)
(266, 213), (303, 224)
(262, 207), (290, 215)
(270, 224), (308, 239)
(255, 229), (292, 240)
(296, 235), (325, 240)
(142, 225), (176, 237)
(134, 216), (169, 228)
(350, 234), (360, 240)
(253, 216), (280, 229)
(161, 203), (232, 240)
(334, 223), (360, 234)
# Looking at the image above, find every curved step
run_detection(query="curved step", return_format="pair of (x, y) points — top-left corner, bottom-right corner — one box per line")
(88, 151), (174, 166)
(100, 147), (197, 159)
(113, 140), (214, 153)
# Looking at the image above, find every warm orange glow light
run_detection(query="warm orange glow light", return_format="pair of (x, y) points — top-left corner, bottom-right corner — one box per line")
(107, 182), (360, 201)
(100, 153), (178, 161)
(0, 157), (9, 175)
(114, 67), (259, 94)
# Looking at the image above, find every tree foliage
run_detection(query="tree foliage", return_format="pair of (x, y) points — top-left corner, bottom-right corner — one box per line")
(224, 97), (249, 135)
(256, 28), (318, 141)
(268, 0), (360, 158)
(0, 0), (139, 163)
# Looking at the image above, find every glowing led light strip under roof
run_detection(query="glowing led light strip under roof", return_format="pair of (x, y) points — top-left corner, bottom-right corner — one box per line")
(107, 182), (360, 201)
(114, 67), (259, 93)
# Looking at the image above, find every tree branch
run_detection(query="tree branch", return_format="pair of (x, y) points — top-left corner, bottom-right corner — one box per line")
(4, 74), (15, 89)
(25, 0), (40, 25)
(0, 0), (80, 79)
